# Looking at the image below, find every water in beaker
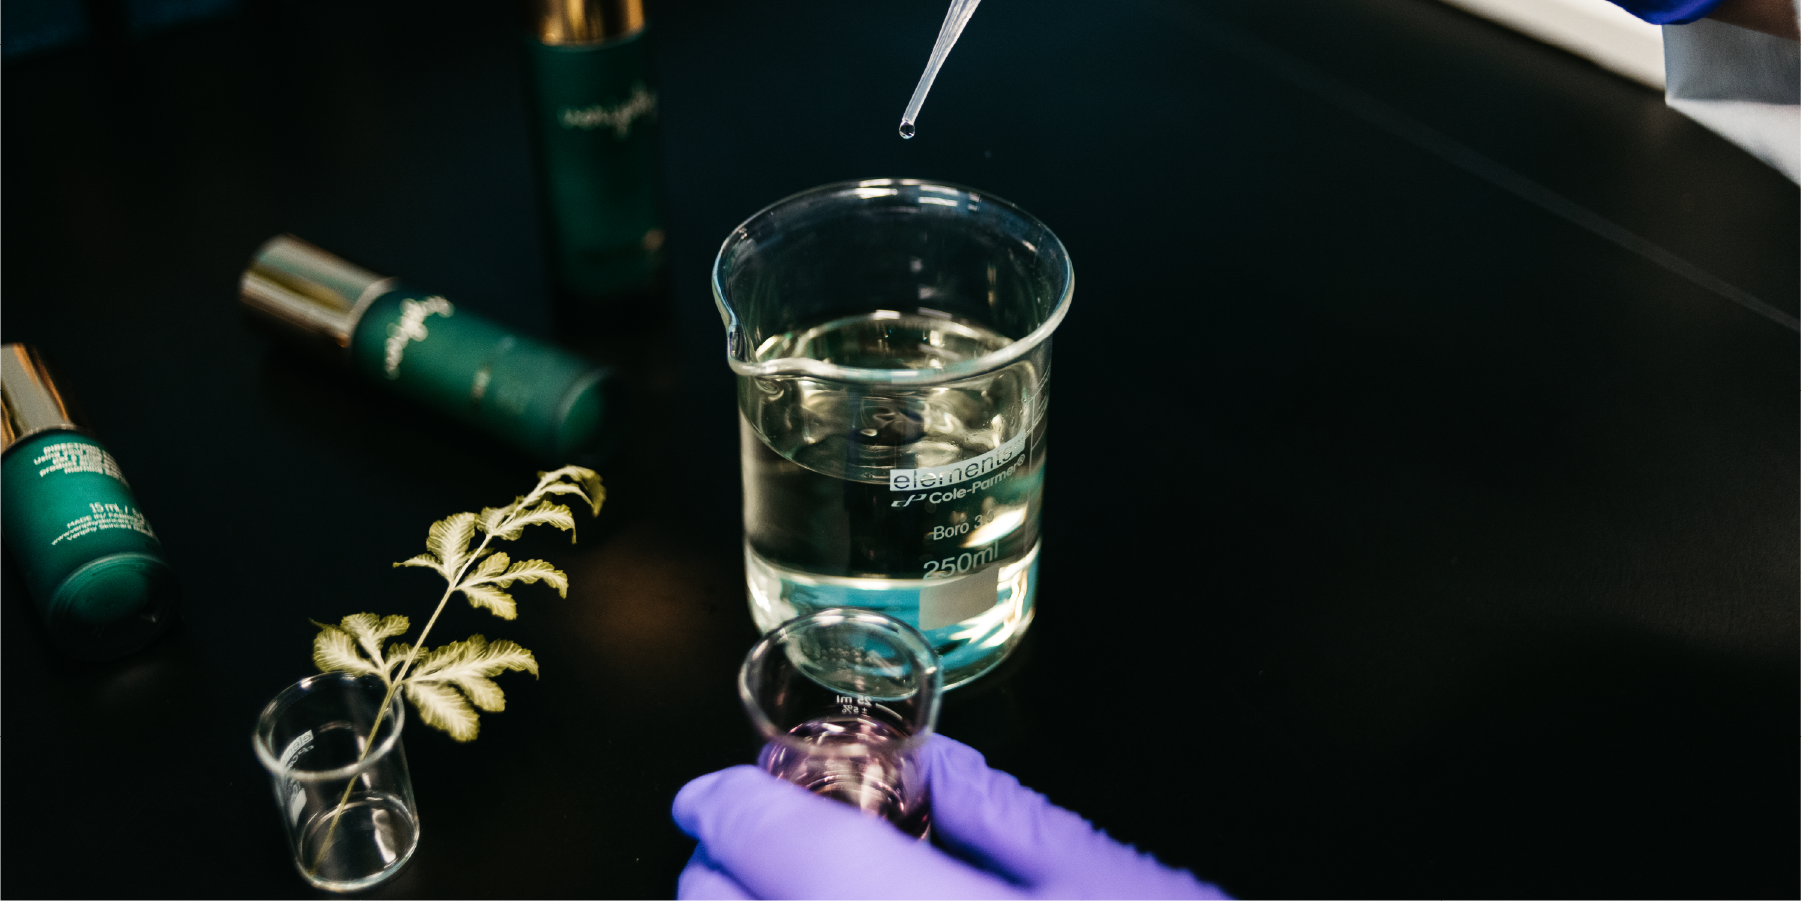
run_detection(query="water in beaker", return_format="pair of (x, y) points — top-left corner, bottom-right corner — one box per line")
(716, 180), (1072, 687)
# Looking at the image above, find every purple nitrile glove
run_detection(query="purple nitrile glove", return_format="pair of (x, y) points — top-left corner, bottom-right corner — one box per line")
(671, 735), (1230, 900)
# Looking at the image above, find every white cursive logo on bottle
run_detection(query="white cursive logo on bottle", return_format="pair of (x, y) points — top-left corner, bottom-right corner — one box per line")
(559, 83), (658, 139)
(384, 296), (454, 379)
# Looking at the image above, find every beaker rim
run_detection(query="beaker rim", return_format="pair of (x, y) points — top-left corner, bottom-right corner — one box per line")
(252, 671), (406, 783)
(739, 607), (944, 755)
(713, 178), (1074, 387)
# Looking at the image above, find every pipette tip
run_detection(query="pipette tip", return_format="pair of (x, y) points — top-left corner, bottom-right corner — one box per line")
(899, 120), (916, 139)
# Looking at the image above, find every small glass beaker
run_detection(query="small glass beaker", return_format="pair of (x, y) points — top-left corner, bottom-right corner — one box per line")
(715, 179), (1073, 687)
(740, 608), (943, 838)
(252, 673), (419, 892)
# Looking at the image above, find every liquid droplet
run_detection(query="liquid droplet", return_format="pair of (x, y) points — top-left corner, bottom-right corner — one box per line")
(899, 120), (916, 139)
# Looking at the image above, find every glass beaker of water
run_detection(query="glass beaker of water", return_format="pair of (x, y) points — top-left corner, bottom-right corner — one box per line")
(252, 672), (419, 892)
(740, 608), (942, 837)
(715, 179), (1072, 688)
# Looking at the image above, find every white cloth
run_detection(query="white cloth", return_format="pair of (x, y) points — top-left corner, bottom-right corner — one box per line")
(1663, 17), (1801, 182)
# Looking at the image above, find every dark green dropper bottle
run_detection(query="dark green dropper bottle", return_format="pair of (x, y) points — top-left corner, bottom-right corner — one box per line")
(240, 235), (621, 465)
(525, 0), (667, 322)
(0, 345), (179, 660)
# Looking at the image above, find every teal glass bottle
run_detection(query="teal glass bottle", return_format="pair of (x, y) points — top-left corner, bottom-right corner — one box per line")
(1, 345), (179, 660)
(240, 235), (621, 464)
(525, 0), (667, 322)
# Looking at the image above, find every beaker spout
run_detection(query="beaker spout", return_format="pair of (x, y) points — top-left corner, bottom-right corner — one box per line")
(712, 180), (1072, 387)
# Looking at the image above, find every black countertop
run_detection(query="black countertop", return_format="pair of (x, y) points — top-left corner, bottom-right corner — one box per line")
(3, 0), (1795, 896)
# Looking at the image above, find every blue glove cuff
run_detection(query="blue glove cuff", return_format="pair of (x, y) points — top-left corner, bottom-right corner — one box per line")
(1607, 0), (1727, 25)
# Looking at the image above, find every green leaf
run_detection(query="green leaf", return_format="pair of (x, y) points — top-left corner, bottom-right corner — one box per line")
(394, 553), (441, 574)
(427, 512), (477, 577)
(525, 464), (605, 515)
(457, 547), (561, 598)
(398, 636), (539, 740)
(312, 623), (381, 676)
(339, 613), (410, 663)
(409, 635), (539, 682)
(402, 680), (479, 741)
(536, 482), (586, 508)
(497, 558), (568, 598)
(465, 551), (511, 583)
(482, 500), (572, 540)
(538, 466), (605, 517)
(538, 481), (601, 519)
(459, 583), (517, 620)
(456, 552), (561, 613)
(574, 469), (605, 517)
(461, 551), (525, 616)
(534, 465), (587, 488)
(495, 502), (575, 541)
(386, 642), (415, 677)
(476, 504), (516, 538)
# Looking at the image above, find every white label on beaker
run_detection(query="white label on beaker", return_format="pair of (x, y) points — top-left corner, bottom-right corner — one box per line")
(919, 566), (1000, 631)
(889, 432), (1028, 492)
(280, 729), (315, 825)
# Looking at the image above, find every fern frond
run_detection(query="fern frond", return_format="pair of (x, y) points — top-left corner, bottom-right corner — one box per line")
(426, 512), (477, 577)
(459, 583), (517, 619)
(402, 680), (479, 741)
(312, 623), (380, 676)
(317, 467), (588, 754)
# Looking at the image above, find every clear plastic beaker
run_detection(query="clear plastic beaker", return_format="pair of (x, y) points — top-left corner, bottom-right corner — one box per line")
(252, 672), (419, 892)
(739, 608), (943, 837)
(715, 179), (1073, 688)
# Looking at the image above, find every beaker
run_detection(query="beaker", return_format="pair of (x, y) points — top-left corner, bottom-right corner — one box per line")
(739, 608), (943, 837)
(252, 673), (419, 892)
(715, 179), (1072, 688)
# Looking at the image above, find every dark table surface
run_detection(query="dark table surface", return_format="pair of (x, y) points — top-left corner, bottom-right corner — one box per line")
(3, 0), (1796, 896)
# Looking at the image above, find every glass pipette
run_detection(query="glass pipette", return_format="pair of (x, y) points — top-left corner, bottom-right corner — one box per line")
(899, 0), (983, 138)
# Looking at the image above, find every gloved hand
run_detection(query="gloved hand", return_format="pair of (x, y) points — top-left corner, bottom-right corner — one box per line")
(671, 735), (1229, 900)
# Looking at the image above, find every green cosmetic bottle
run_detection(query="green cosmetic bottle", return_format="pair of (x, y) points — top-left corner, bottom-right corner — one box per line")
(240, 235), (621, 464)
(525, 0), (667, 321)
(1, 345), (179, 660)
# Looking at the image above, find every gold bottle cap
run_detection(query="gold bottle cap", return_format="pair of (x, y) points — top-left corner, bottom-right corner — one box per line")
(1, 344), (84, 454)
(532, 0), (644, 44)
(239, 235), (395, 361)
